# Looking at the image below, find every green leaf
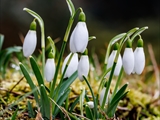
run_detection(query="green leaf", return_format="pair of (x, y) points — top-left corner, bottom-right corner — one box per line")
(30, 56), (44, 86)
(53, 71), (78, 100)
(85, 105), (94, 120)
(27, 101), (35, 118)
(11, 107), (18, 120)
(19, 63), (39, 105)
(54, 88), (71, 116)
(40, 84), (50, 119)
(0, 34), (4, 51)
(69, 96), (80, 112)
(66, 0), (75, 17)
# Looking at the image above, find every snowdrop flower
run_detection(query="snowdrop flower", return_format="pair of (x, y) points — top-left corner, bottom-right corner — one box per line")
(122, 40), (134, 75)
(62, 53), (78, 78)
(78, 54), (89, 81)
(99, 87), (109, 106)
(23, 20), (37, 57)
(70, 12), (89, 53)
(44, 52), (56, 82)
(133, 38), (145, 74)
(106, 43), (122, 76)
(87, 101), (94, 109)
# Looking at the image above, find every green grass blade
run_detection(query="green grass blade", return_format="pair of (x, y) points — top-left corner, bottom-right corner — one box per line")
(29, 56), (44, 86)
(69, 96), (80, 112)
(27, 101), (35, 118)
(85, 105), (94, 120)
(40, 84), (50, 119)
(19, 62), (39, 105)
(11, 107), (18, 120)
(54, 88), (71, 116)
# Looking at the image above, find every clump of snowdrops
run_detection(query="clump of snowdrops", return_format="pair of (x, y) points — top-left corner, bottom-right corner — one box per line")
(19, 0), (148, 119)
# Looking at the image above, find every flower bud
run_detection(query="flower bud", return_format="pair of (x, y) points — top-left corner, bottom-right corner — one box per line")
(106, 50), (122, 76)
(99, 87), (109, 106)
(23, 20), (37, 57)
(122, 41), (134, 75)
(69, 22), (89, 53)
(62, 53), (78, 78)
(44, 58), (56, 82)
(78, 55), (89, 81)
(87, 101), (94, 109)
(133, 47), (145, 74)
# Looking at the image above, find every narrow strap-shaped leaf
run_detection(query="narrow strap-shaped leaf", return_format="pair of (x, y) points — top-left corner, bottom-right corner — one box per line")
(85, 105), (94, 120)
(69, 96), (80, 112)
(27, 101), (35, 118)
(53, 71), (78, 99)
(19, 63), (39, 105)
(54, 88), (71, 116)
(40, 84), (50, 119)
(11, 107), (18, 120)
(30, 56), (44, 86)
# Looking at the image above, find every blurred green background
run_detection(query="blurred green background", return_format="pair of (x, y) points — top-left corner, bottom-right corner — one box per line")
(0, 0), (159, 63)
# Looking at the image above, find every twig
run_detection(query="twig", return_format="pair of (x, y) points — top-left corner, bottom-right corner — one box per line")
(148, 44), (160, 99)
(72, 112), (90, 120)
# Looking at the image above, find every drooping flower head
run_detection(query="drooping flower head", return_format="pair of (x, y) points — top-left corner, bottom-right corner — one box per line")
(69, 11), (89, 53)
(78, 49), (90, 81)
(106, 43), (122, 76)
(44, 52), (56, 82)
(62, 53), (78, 78)
(122, 40), (134, 75)
(23, 19), (37, 57)
(133, 38), (145, 74)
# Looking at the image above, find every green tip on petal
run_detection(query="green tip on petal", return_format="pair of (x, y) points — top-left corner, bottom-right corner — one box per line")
(30, 19), (37, 30)
(126, 40), (132, 48)
(113, 43), (119, 50)
(137, 38), (143, 47)
(48, 52), (54, 58)
(78, 11), (86, 22)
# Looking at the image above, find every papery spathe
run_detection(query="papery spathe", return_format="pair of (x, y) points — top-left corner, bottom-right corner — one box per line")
(99, 87), (109, 106)
(44, 58), (56, 82)
(23, 30), (37, 57)
(78, 55), (89, 81)
(62, 53), (78, 78)
(133, 47), (145, 74)
(70, 22), (89, 53)
(107, 50), (122, 76)
(122, 48), (134, 75)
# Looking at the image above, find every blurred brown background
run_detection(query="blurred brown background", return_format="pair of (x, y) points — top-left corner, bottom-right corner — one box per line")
(0, 0), (159, 62)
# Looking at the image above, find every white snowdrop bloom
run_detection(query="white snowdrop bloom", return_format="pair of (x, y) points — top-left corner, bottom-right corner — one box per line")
(78, 55), (89, 81)
(44, 58), (56, 82)
(62, 53), (78, 78)
(87, 101), (94, 109)
(99, 87), (109, 106)
(23, 30), (37, 57)
(106, 50), (122, 76)
(69, 22), (89, 53)
(133, 47), (145, 74)
(122, 48), (134, 75)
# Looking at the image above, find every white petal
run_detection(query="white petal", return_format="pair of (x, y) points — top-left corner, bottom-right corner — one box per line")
(87, 101), (94, 108)
(69, 26), (77, 53)
(99, 88), (109, 106)
(70, 22), (89, 53)
(134, 47), (145, 74)
(62, 53), (78, 78)
(122, 48), (134, 75)
(78, 55), (89, 81)
(106, 50), (122, 76)
(23, 30), (37, 57)
(44, 59), (56, 82)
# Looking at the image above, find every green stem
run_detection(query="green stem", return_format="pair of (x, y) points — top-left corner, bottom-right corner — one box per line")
(83, 76), (98, 119)
(50, 17), (74, 98)
(112, 67), (123, 97)
(23, 8), (45, 78)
